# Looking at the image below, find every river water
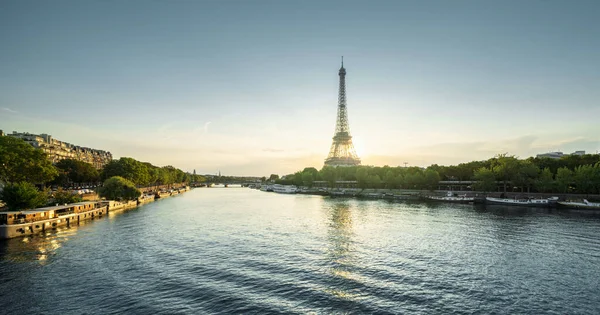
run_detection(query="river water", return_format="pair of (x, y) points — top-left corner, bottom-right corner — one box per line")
(1, 188), (599, 314)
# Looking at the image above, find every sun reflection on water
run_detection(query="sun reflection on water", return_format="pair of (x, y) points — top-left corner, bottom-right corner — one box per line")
(324, 201), (358, 299)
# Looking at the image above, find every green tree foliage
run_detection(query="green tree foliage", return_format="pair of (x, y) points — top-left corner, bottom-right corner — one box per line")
(492, 154), (521, 193)
(555, 167), (574, 193)
(55, 159), (99, 184)
(187, 172), (206, 183)
(472, 167), (497, 192)
(52, 188), (83, 205)
(528, 154), (600, 174)
(321, 166), (337, 188)
(393, 173), (405, 188)
(422, 169), (441, 190)
(268, 174), (280, 182)
(384, 170), (396, 188)
(356, 167), (369, 188)
(404, 171), (424, 189)
(0, 182), (48, 211)
(535, 168), (554, 193)
(98, 176), (141, 201)
(301, 172), (314, 187)
(512, 161), (539, 193)
(100, 158), (187, 187)
(0, 136), (58, 184)
(286, 152), (599, 192)
(367, 174), (382, 188)
(574, 164), (600, 195)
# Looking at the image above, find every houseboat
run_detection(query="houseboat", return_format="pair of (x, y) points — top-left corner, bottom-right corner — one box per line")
(425, 191), (475, 203)
(155, 190), (171, 199)
(485, 196), (559, 207)
(0, 201), (107, 239)
(558, 199), (600, 210)
(100, 200), (138, 211)
(137, 194), (156, 205)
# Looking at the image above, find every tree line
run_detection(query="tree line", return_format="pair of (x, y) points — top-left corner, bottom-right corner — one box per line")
(271, 153), (600, 194)
(0, 136), (204, 210)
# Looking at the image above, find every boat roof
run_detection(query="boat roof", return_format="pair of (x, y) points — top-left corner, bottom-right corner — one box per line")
(68, 201), (97, 206)
(0, 201), (99, 215)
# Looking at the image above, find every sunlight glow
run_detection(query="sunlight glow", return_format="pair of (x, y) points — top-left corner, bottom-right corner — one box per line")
(353, 136), (365, 158)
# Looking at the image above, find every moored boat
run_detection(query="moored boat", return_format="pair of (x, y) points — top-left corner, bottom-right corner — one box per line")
(558, 199), (600, 210)
(426, 191), (474, 203)
(260, 185), (274, 192)
(272, 184), (297, 194)
(485, 196), (558, 207)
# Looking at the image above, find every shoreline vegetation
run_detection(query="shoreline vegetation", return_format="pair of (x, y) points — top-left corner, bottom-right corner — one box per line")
(0, 137), (206, 212)
(267, 153), (600, 199)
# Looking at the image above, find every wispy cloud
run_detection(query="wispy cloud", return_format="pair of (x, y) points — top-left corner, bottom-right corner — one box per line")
(203, 121), (212, 133)
(1, 107), (17, 113)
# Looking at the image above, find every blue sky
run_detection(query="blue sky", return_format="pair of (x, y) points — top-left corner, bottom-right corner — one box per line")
(1, 0), (599, 176)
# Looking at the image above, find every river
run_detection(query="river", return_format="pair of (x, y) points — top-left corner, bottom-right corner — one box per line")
(1, 188), (599, 314)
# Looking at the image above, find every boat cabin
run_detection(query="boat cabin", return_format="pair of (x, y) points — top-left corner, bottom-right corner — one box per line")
(0, 201), (99, 225)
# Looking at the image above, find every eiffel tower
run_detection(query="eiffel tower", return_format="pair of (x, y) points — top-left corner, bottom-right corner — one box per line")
(324, 57), (361, 167)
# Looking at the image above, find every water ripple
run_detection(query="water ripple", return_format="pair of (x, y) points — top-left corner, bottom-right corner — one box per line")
(2, 189), (600, 314)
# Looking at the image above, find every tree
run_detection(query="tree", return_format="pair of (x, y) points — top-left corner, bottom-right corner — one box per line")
(101, 160), (125, 180)
(0, 182), (48, 211)
(492, 154), (521, 193)
(404, 172), (424, 189)
(535, 168), (554, 193)
(52, 188), (83, 204)
(98, 176), (141, 201)
(422, 169), (440, 190)
(302, 172), (314, 187)
(0, 136), (58, 184)
(321, 166), (337, 188)
(356, 167), (369, 188)
(384, 170), (396, 189)
(55, 159), (99, 184)
(101, 157), (151, 186)
(574, 165), (599, 195)
(512, 161), (539, 193)
(268, 174), (279, 182)
(367, 174), (382, 188)
(394, 174), (405, 188)
(473, 167), (496, 192)
(555, 167), (574, 193)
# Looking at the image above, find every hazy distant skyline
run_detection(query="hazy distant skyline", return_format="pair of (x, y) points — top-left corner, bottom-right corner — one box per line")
(1, 0), (599, 176)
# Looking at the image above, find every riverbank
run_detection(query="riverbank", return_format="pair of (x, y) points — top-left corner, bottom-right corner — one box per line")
(0, 185), (190, 239)
(257, 186), (600, 210)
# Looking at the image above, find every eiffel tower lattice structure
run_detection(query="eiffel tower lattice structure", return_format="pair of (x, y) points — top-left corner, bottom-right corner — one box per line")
(324, 57), (361, 167)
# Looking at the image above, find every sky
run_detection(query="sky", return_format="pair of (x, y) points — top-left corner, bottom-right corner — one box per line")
(1, 0), (599, 176)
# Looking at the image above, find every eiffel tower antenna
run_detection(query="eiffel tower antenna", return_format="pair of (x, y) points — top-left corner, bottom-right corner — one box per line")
(324, 58), (361, 167)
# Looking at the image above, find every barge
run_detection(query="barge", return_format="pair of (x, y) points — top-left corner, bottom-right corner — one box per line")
(0, 201), (108, 239)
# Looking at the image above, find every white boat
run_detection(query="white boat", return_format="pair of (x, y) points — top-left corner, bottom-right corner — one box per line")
(486, 196), (558, 207)
(260, 185), (273, 192)
(558, 199), (600, 210)
(427, 191), (474, 203)
(272, 184), (297, 194)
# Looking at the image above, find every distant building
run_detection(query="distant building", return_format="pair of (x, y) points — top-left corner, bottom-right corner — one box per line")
(536, 150), (586, 159)
(571, 150), (586, 156)
(2, 130), (112, 169)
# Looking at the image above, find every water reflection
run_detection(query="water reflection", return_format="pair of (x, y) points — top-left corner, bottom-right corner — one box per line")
(324, 201), (359, 299)
(0, 206), (142, 264)
(0, 222), (83, 264)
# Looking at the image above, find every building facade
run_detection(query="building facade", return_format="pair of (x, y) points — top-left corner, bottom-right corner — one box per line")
(536, 150), (586, 159)
(2, 130), (112, 169)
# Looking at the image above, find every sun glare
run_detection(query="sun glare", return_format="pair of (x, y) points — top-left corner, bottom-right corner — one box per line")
(353, 136), (365, 158)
